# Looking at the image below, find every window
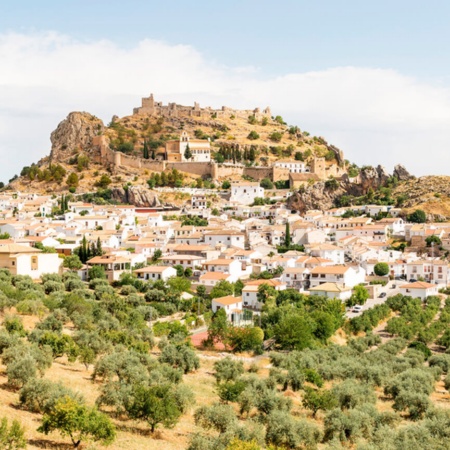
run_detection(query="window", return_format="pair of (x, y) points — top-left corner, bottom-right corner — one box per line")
(31, 256), (38, 271)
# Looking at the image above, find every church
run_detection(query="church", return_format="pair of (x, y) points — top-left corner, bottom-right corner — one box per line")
(165, 131), (211, 162)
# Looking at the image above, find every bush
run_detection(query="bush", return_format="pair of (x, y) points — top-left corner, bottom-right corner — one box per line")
(20, 378), (84, 414)
(260, 178), (273, 189)
(194, 403), (237, 433)
(374, 262), (389, 277)
(247, 131), (260, 140)
(213, 357), (244, 383)
(0, 417), (26, 450)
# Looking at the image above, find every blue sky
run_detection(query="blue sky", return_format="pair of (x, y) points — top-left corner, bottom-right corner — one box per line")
(1, 0), (450, 179)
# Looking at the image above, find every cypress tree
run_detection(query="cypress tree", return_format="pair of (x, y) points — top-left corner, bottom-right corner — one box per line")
(285, 221), (291, 248)
(96, 237), (103, 256)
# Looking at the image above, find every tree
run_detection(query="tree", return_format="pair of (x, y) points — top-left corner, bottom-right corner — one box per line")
(63, 255), (83, 271)
(247, 131), (260, 140)
(167, 276), (191, 294)
(95, 174), (112, 189)
(284, 221), (291, 247)
(222, 180), (231, 189)
(207, 309), (229, 347)
(260, 178), (273, 189)
(273, 312), (315, 350)
(126, 384), (182, 433)
(210, 280), (234, 299)
(0, 417), (26, 450)
(425, 235), (441, 247)
(38, 396), (116, 448)
(346, 285), (369, 307)
(374, 262), (389, 277)
(88, 265), (106, 281)
(66, 173), (79, 188)
(184, 144), (192, 160)
(213, 356), (244, 383)
(302, 387), (337, 417)
(194, 403), (237, 433)
(407, 209), (427, 223)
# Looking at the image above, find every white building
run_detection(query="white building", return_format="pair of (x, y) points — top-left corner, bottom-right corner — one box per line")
(230, 182), (265, 206)
(204, 230), (246, 250)
(211, 295), (243, 324)
(309, 265), (366, 289)
(165, 131), (211, 162)
(308, 282), (352, 301)
(399, 281), (439, 300)
(133, 266), (176, 282)
(241, 279), (286, 310)
(274, 160), (308, 173)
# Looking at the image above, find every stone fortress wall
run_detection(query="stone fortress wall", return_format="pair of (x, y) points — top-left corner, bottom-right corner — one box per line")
(93, 94), (347, 184)
(133, 94), (271, 121)
(94, 134), (345, 183)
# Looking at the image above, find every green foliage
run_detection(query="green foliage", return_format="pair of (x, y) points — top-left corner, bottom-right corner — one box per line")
(66, 172), (79, 188)
(374, 262), (389, 277)
(158, 344), (200, 374)
(0, 417), (26, 450)
(147, 168), (184, 188)
(20, 378), (84, 414)
(88, 265), (106, 281)
(302, 387), (337, 416)
(213, 357), (244, 383)
(38, 396), (116, 448)
(425, 235), (441, 247)
(95, 174), (112, 189)
(260, 178), (273, 189)
(407, 209), (427, 223)
(126, 384), (183, 433)
(63, 255), (83, 271)
(269, 132), (283, 142)
(194, 403), (238, 433)
(184, 144), (193, 160)
(247, 131), (260, 140)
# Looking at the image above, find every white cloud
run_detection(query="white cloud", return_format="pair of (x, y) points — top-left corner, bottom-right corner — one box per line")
(0, 31), (449, 180)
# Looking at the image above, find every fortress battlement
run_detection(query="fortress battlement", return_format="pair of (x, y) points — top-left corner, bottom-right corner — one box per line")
(133, 94), (271, 120)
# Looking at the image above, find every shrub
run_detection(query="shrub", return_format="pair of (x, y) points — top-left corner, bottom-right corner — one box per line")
(247, 131), (260, 140)
(213, 357), (244, 383)
(0, 417), (26, 450)
(19, 378), (84, 414)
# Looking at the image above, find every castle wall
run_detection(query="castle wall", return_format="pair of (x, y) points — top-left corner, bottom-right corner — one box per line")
(272, 167), (290, 182)
(214, 164), (245, 179)
(243, 167), (273, 181)
(166, 162), (213, 177)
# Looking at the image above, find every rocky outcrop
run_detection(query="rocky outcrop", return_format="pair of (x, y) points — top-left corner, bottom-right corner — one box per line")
(356, 165), (390, 194)
(111, 186), (161, 207)
(327, 144), (345, 166)
(287, 181), (347, 213)
(394, 164), (413, 181)
(50, 112), (104, 162)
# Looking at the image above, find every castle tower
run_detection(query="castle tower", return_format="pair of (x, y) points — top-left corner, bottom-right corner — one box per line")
(311, 157), (326, 179)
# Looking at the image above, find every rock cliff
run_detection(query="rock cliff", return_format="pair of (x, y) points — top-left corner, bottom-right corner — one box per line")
(50, 112), (104, 162)
(110, 186), (161, 207)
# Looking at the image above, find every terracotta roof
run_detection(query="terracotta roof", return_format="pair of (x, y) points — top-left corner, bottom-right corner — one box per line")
(200, 272), (230, 280)
(400, 281), (437, 289)
(310, 265), (351, 275)
(213, 295), (241, 305)
(0, 244), (41, 254)
(309, 282), (351, 293)
(134, 266), (172, 273)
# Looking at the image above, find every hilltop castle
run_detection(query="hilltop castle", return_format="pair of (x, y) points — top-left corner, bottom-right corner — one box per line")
(133, 94), (271, 120)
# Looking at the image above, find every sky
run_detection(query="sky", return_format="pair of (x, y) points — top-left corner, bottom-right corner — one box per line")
(1, 0), (450, 180)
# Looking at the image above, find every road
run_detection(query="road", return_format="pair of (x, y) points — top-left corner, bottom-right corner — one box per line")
(346, 279), (403, 318)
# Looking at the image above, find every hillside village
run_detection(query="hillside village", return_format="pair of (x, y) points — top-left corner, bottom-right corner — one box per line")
(3, 96), (450, 449)
(0, 188), (446, 312)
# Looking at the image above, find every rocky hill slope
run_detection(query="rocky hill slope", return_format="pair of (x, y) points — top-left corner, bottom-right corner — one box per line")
(7, 96), (450, 216)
